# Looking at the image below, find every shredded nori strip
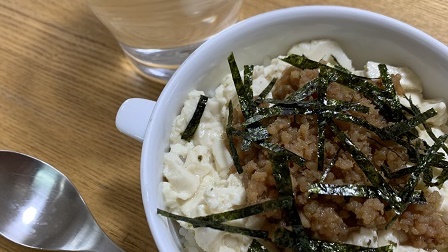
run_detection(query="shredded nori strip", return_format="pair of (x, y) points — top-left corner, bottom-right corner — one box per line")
(228, 53), (255, 119)
(157, 209), (269, 239)
(320, 148), (341, 182)
(330, 55), (351, 74)
(378, 64), (403, 122)
(229, 126), (270, 151)
(181, 95), (209, 141)
(270, 152), (310, 250)
(381, 164), (417, 179)
(285, 78), (320, 102)
(308, 184), (426, 204)
(271, 228), (313, 252)
(281, 54), (322, 69)
(195, 196), (293, 222)
(314, 73), (329, 171)
(244, 99), (370, 126)
(311, 239), (394, 252)
(257, 78), (277, 101)
(262, 98), (369, 113)
(271, 153), (295, 196)
(248, 239), (269, 252)
(272, 228), (393, 252)
(226, 101), (243, 173)
(259, 142), (305, 166)
(382, 108), (437, 138)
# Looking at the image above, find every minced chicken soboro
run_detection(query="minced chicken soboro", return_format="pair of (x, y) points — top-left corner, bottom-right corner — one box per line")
(232, 66), (448, 249)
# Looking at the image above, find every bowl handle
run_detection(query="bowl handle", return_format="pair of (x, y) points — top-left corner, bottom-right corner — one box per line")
(115, 98), (156, 142)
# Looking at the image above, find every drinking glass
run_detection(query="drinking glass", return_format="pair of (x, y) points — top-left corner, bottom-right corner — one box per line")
(87, 0), (243, 83)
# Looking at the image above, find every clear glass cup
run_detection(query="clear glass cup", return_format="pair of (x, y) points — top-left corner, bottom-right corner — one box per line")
(87, 0), (243, 83)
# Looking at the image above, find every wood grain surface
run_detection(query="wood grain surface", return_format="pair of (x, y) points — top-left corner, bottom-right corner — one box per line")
(0, 0), (446, 251)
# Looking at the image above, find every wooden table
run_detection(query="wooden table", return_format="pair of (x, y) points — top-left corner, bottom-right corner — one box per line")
(0, 0), (446, 251)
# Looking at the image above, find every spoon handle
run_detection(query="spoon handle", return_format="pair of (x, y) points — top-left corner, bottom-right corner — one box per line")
(91, 233), (125, 252)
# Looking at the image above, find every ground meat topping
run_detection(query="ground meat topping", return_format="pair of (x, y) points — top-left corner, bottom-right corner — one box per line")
(235, 66), (448, 250)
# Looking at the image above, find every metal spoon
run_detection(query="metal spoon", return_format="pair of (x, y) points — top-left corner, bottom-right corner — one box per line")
(0, 150), (124, 252)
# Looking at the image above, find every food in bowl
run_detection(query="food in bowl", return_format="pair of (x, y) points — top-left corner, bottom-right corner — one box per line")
(159, 39), (448, 251)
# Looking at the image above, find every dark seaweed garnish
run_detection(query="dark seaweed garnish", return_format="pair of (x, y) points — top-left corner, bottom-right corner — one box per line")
(244, 99), (369, 126)
(259, 142), (305, 166)
(195, 196), (293, 222)
(228, 53), (256, 120)
(157, 209), (269, 239)
(311, 239), (393, 252)
(181, 95), (209, 141)
(308, 184), (426, 204)
(226, 101), (243, 173)
(330, 55), (351, 74)
(378, 64), (403, 122)
(160, 53), (447, 252)
(257, 78), (277, 101)
(248, 239), (269, 252)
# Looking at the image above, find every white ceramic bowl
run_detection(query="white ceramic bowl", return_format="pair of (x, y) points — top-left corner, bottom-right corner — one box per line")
(115, 6), (448, 252)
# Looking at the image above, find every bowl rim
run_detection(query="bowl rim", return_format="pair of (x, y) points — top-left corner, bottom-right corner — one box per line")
(140, 5), (448, 251)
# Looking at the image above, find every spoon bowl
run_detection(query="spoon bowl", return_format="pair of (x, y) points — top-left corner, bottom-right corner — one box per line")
(0, 151), (123, 252)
